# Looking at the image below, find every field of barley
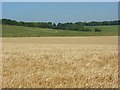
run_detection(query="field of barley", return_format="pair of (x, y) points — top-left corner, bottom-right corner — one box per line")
(0, 38), (2, 89)
(2, 36), (118, 88)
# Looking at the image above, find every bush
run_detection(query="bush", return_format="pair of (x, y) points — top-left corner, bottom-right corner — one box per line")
(95, 28), (101, 32)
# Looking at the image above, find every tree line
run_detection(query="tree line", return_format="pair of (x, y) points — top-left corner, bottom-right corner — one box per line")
(1, 18), (120, 31)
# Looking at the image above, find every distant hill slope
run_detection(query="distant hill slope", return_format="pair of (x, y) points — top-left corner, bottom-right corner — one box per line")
(2, 25), (118, 37)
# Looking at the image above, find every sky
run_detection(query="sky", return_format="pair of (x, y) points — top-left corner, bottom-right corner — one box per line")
(2, 2), (118, 23)
(1, 0), (120, 2)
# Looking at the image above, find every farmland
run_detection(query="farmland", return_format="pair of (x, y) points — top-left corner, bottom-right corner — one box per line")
(1, 2), (119, 89)
(2, 36), (118, 88)
(2, 25), (118, 37)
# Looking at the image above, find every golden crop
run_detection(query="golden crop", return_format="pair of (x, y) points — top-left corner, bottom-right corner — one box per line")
(2, 36), (118, 88)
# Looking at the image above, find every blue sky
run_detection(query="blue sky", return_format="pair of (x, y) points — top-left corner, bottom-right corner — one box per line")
(1, 0), (119, 2)
(2, 2), (118, 23)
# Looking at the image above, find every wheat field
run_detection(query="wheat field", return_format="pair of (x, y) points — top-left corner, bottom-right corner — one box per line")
(2, 36), (118, 88)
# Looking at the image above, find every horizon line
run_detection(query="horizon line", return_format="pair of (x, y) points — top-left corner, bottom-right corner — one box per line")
(1, 18), (119, 24)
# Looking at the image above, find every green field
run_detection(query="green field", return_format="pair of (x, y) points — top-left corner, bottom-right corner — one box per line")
(2, 25), (118, 37)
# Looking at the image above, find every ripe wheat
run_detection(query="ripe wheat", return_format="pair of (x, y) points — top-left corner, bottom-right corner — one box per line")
(2, 37), (118, 88)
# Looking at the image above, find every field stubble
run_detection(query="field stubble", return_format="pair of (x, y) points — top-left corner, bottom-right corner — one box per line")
(2, 36), (118, 88)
